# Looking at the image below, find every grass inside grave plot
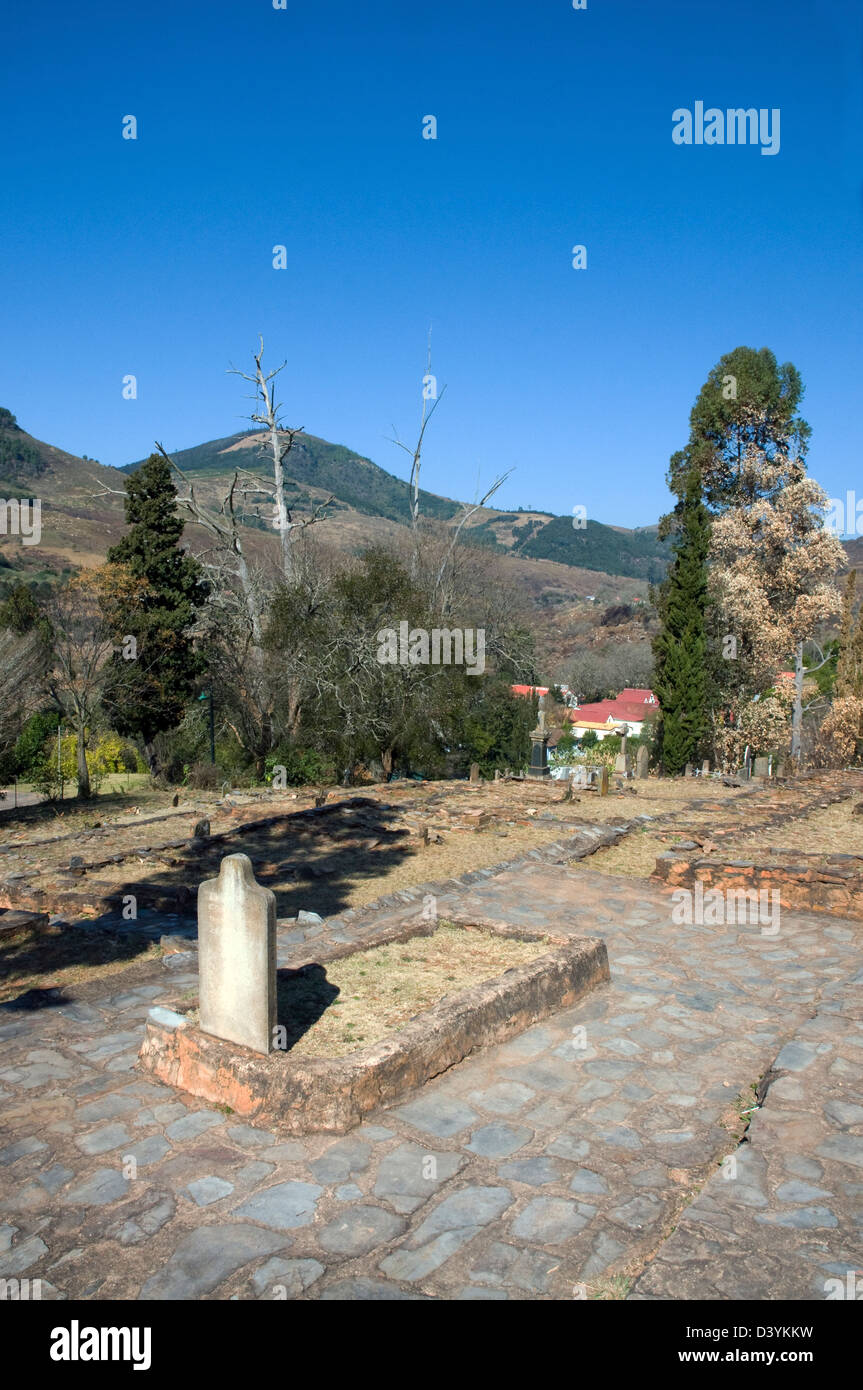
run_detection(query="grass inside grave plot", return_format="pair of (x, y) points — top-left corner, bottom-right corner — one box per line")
(177, 922), (551, 1057)
(701, 794), (860, 859)
(577, 824), (670, 879)
(582, 788), (862, 880)
(278, 922), (551, 1057)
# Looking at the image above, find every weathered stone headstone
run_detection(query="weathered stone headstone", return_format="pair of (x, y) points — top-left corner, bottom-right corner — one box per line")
(599, 765), (609, 797)
(753, 755), (770, 779)
(636, 745), (649, 780)
(469, 762), (480, 784)
(702, 759), (710, 776)
(198, 853), (276, 1055)
(193, 818), (210, 840)
(684, 762), (694, 778)
(494, 769), (501, 782)
(743, 749), (752, 780)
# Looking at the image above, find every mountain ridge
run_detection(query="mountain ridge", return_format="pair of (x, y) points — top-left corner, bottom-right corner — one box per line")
(122, 426), (673, 582)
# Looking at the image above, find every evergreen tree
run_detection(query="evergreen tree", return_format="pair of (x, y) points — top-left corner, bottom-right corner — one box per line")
(665, 347), (843, 770)
(667, 346), (811, 510)
(102, 454), (209, 777)
(652, 466), (710, 774)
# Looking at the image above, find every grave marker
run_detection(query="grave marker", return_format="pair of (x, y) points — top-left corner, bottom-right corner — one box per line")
(198, 853), (276, 1055)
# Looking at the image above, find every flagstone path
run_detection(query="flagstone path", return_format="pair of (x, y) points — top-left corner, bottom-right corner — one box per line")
(1, 860), (862, 1301)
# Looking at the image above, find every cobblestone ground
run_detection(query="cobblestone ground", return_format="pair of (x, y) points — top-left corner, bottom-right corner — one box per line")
(1, 862), (861, 1301)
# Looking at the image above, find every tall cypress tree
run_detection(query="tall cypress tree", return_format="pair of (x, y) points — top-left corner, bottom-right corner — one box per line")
(652, 465), (711, 774)
(102, 454), (209, 776)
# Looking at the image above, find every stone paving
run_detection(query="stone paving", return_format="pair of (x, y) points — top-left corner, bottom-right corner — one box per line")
(1, 859), (862, 1301)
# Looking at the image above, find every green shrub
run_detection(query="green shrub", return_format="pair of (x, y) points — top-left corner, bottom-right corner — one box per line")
(265, 746), (337, 787)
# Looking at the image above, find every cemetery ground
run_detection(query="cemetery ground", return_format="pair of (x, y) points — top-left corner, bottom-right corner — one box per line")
(0, 768), (862, 1300)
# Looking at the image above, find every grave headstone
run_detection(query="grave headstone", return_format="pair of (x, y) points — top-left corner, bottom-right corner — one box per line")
(743, 750), (752, 780)
(469, 762), (481, 784)
(526, 702), (551, 779)
(193, 818), (210, 840)
(198, 853), (276, 1055)
(702, 759), (710, 776)
(599, 765), (609, 797)
(753, 755), (770, 779)
(684, 763), (694, 779)
(636, 745), (649, 780)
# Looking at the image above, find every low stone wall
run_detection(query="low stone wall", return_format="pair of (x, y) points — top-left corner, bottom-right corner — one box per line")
(652, 851), (863, 922)
(139, 915), (609, 1134)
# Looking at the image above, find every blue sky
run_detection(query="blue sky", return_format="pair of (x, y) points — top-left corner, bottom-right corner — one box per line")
(1, 0), (861, 527)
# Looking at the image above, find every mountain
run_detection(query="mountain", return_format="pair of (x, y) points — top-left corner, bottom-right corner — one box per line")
(5, 406), (859, 679)
(123, 429), (463, 528)
(123, 428), (673, 582)
(0, 408), (130, 587)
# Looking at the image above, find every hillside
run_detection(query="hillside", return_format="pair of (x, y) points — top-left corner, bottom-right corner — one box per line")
(124, 428), (672, 581)
(5, 407), (854, 679)
(0, 411), (657, 672)
(124, 430), (463, 528)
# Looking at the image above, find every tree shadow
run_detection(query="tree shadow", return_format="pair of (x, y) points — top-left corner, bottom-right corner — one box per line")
(0, 922), (156, 1011)
(0, 798), (419, 996)
(99, 798), (418, 920)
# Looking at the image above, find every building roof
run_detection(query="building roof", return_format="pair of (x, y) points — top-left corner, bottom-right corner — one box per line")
(511, 685), (549, 698)
(567, 698), (659, 725)
(617, 688), (658, 704)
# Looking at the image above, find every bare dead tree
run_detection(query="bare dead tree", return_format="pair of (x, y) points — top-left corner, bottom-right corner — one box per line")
(228, 338), (333, 581)
(388, 332), (446, 574)
(43, 580), (115, 799)
(433, 467), (514, 615)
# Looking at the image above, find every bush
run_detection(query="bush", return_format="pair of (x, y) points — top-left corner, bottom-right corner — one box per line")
(265, 746), (337, 787)
(184, 761), (222, 789)
(10, 709), (60, 779)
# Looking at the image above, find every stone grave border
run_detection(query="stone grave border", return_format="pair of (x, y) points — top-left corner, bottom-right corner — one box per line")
(139, 911), (609, 1134)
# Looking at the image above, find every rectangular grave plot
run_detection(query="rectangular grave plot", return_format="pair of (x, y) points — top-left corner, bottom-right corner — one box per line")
(138, 914), (609, 1134)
